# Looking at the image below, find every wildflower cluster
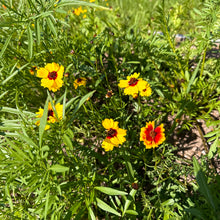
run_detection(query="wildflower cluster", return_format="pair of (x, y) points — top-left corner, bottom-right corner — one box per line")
(100, 72), (165, 151)
(118, 72), (152, 98)
(34, 61), (165, 150)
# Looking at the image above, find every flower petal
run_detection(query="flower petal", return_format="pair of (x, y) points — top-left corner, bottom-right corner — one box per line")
(118, 80), (129, 88)
(37, 68), (48, 78)
(102, 138), (115, 151)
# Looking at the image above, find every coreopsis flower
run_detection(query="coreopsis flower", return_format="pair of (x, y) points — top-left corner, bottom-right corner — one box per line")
(118, 73), (151, 97)
(37, 63), (64, 92)
(102, 119), (126, 151)
(35, 102), (63, 130)
(74, 77), (87, 89)
(29, 66), (37, 75)
(140, 121), (165, 149)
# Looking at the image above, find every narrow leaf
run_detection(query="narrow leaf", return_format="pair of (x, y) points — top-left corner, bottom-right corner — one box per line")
(88, 207), (96, 220)
(39, 97), (49, 147)
(0, 33), (13, 58)
(193, 157), (216, 211)
(95, 186), (128, 196)
(1, 63), (29, 85)
(208, 139), (219, 159)
(27, 25), (33, 58)
(186, 58), (202, 94)
(50, 164), (69, 173)
(46, 16), (57, 38)
(96, 198), (121, 217)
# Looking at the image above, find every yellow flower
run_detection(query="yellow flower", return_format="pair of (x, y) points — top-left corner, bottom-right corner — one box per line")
(35, 102), (63, 130)
(102, 119), (127, 151)
(37, 62), (64, 92)
(74, 6), (87, 16)
(73, 77), (87, 89)
(140, 121), (165, 149)
(118, 73), (151, 97)
(29, 66), (37, 75)
(90, 0), (95, 2)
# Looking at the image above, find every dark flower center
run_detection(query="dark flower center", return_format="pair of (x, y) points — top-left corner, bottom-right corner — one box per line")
(48, 71), (58, 80)
(149, 130), (156, 139)
(128, 78), (138, 86)
(107, 128), (117, 139)
(77, 78), (83, 83)
(47, 109), (54, 120)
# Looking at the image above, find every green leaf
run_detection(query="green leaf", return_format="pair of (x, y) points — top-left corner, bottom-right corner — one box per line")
(193, 157), (216, 211)
(88, 207), (96, 220)
(35, 19), (41, 45)
(208, 139), (219, 159)
(0, 33), (13, 58)
(5, 137), (32, 162)
(0, 107), (35, 116)
(95, 187), (128, 196)
(123, 189), (137, 216)
(96, 198), (121, 217)
(46, 16), (57, 38)
(68, 91), (96, 125)
(39, 97), (49, 148)
(63, 133), (73, 151)
(1, 63), (29, 85)
(27, 25), (33, 58)
(124, 158), (134, 182)
(44, 190), (50, 219)
(186, 58), (202, 94)
(161, 199), (175, 206)
(185, 208), (205, 219)
(50, 164), (69, 173)
(125, 210), (138, 215)
(204, 130), (219, 138)
(15, 132), (38, 148)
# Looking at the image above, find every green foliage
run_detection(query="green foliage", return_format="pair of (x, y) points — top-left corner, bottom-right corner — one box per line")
(0, 0), (220, 219)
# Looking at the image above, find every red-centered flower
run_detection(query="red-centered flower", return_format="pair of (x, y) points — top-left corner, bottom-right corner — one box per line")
(118, 72), (151, 98)
(140, 121), (165, 149)
(102, 119), (127, 151)
(37, 62), (64, 92)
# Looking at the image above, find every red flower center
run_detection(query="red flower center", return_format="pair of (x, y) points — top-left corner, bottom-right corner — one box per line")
(149, 130), (156, 139)
(48, 71), (58, 80)
(77, 78), (83, 83)
(47, 109), (54, 120)
(107, 128), (117, 139)
(128, 78), (138, 86)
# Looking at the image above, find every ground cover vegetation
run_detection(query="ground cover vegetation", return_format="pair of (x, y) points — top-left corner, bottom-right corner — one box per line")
(0, 0), (220, 219)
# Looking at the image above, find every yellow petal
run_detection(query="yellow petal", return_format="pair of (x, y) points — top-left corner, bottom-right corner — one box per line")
(118, 80), (129, 88)
(124, 85), (139, 95)
(117, 128), (127, 136)
(137, 79), (147, 91)
(102, 119), (118, 130)
(102, 138), (115, 151)
(109, 136), (120, 146)
(37, 68), (48, 78)
(127, 72), (140, 80)
(57, 65), (64, 78)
